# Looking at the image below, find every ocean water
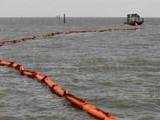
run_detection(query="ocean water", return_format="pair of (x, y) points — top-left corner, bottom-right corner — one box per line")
(0, 17), (160, 120)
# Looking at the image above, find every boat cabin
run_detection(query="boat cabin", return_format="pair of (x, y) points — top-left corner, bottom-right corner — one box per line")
(126, 13), (144, 26)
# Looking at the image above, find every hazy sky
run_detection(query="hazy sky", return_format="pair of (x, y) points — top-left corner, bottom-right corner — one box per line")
(0, 0), (159, 17)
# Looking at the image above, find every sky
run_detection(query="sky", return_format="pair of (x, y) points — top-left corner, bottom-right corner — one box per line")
(0, 0), (159, 17)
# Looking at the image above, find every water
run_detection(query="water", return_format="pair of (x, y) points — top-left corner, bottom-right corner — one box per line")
(0, 17), (160, 120)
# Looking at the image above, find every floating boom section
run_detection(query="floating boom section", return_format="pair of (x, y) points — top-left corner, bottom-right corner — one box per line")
(0, 27), (138, 47)
(0, 59), (118, 120)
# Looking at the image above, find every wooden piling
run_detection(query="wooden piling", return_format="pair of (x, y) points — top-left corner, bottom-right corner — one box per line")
(63, 14), (66, 24)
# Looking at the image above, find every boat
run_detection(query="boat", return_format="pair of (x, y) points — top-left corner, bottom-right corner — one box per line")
(125, 13), (144, 26)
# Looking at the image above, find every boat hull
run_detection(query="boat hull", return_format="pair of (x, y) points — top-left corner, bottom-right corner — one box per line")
(124, 21), (144, 26)
(129, 21), (144, 26)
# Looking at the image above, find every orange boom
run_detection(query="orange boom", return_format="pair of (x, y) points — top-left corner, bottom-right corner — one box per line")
(0, 27), (138, 47)
(0, 59), (118, 120)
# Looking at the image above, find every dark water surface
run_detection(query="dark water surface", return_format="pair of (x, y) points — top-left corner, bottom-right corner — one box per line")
(0, 18), (160, 120)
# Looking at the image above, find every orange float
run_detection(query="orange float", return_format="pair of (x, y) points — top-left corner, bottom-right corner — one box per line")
(0, 59), (118, 120)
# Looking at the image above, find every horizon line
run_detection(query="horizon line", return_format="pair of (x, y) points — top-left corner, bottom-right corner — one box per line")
(0, 16), (159, 18)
